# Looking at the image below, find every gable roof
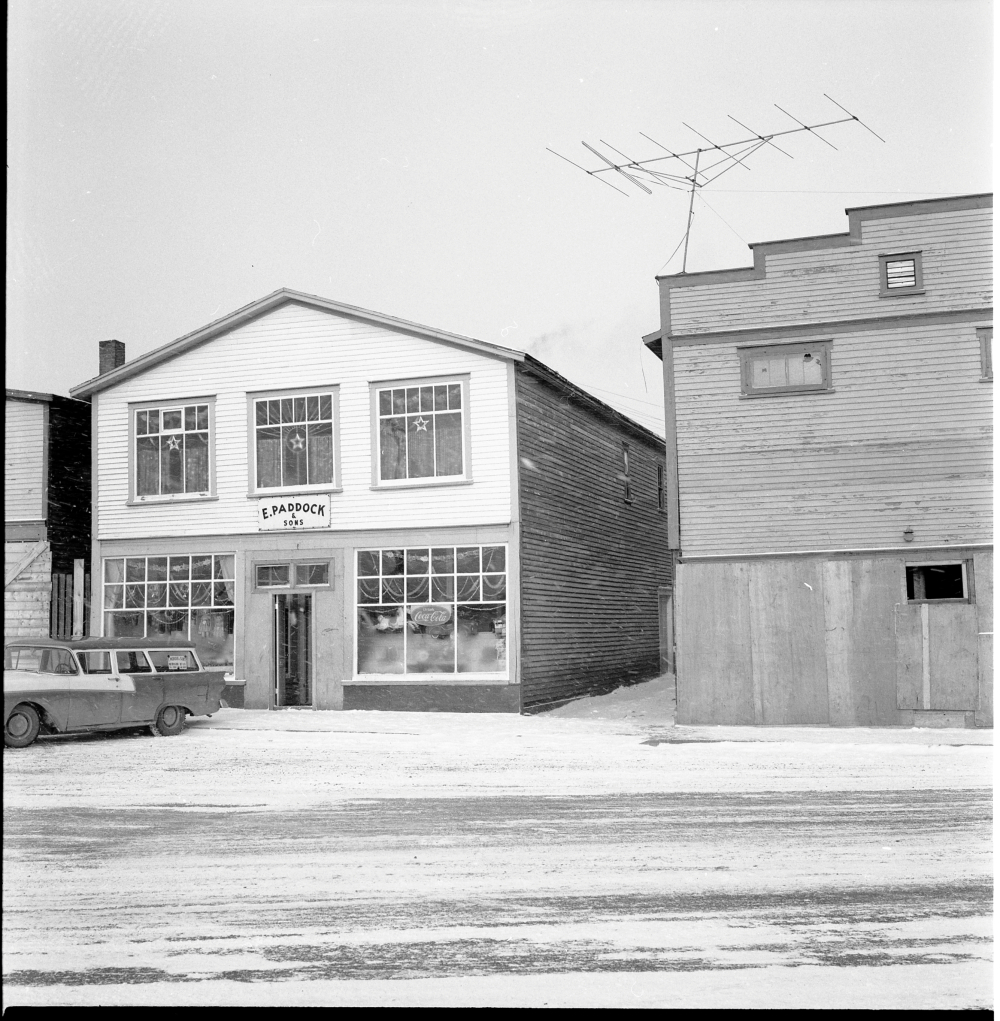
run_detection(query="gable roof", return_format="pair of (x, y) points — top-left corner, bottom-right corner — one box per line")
(70, 287), (526, 398)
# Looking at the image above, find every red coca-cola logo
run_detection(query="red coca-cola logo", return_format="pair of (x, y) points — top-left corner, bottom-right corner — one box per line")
(410, 604), (452, 626)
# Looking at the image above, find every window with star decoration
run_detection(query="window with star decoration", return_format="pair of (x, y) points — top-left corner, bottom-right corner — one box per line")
(254, 393), (335, 489)
(136, 403), (210, 497)
(377, 382), (464, 482)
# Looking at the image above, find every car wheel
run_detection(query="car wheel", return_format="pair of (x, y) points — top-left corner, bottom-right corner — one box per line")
(149, 705), (186, 737)
(5, 704), (41, 748)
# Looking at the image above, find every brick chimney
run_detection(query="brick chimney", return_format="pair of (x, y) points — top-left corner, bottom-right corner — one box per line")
(99, 340), (126, 375)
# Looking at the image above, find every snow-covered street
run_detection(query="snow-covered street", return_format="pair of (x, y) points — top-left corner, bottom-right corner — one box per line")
(3, 677), (993, 1009)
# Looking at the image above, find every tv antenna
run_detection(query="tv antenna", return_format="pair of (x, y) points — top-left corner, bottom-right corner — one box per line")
(548, 94), (884, 273)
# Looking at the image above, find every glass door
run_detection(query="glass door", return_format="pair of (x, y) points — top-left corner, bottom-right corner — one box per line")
(274, 594), (312, 706)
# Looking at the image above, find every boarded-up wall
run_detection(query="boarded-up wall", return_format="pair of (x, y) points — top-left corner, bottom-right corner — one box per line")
(5, 400), (46, 522)
(676, 551), (991, 726)
(516, 368), (671, 708)
(5, 541), (52, 638)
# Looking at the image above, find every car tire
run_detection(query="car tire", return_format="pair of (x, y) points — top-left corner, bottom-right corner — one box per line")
(149, 705), (186, 737)
(5, 704), (41, 748)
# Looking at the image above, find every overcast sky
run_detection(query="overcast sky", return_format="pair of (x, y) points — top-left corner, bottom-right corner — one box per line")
(7, 0), (992, 433)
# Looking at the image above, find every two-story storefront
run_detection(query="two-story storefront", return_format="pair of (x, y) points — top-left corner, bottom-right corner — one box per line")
(71, 289), (670, 712)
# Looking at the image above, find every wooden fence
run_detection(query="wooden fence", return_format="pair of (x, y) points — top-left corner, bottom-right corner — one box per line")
(50, 571), (91, 639)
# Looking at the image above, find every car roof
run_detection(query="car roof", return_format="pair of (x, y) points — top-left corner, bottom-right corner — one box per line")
(4, 637), (198, 651)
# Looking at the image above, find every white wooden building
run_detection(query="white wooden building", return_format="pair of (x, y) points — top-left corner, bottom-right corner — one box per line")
(71, 289), (670, 712)
(644, 194), (992, 727)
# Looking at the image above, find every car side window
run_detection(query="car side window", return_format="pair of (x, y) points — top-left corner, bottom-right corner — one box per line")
(147, 649), (198, 672)
(79, 651), (114, 674)
(6, 648), (43, 671)
(115, 651), (153, 674)
(39, 649), (79, 674)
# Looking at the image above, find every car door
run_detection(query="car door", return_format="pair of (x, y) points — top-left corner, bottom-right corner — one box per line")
(116, 651), (162, 723)
(71, 650), (124, 728)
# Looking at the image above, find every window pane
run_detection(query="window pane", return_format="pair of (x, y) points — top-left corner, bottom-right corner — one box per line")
(105, 611), (144, 638)
(391, 390), (405, 415)
(481, 546), (505, 573)
(192, 608), (234, 667)
(169, 583), (190, 606)
(431, 548), (454, 574)
(282, 426), (309, 487)
(147, 410), (160, 433)
(801, 353), (823, 385)
(434, 385), (448, 411)
(482, 574), (506, 601)
(256, 401), (268, 425)
(39, 648), (78, 674)
(357, 551), (380, 577)
(382, 577), (404, 603)
(185, 432), (209, 492)
(147, 609), (188, 639)
(185, 406), (198, 430)
(269, 400), (281, 424)
(379, 418), (407, 480)
(137, 437), (160, 496)
(80, 651), (113, 674)
(213, 555), (235, 579)
(448, 383), (462, 409)
(256, 565), (290, 587)
(406, 575), (429, 602)
(126, 558), (146, 582)
(125, 584), (145, 609)
(457, 604), (506, 673)
(297, 563), (329, 586)
(161, 435), (184, 493)
(116, 651), (152, 673)
(381, 550), (404, 575)
(457, 575), (480, 602)
(197, 406), (209, 430)
(104, 585), (124, 609)
(456, 547), (480, 574)
(257, 427), (281, 488)
(435, 412), (463, 476)
(147, 557), (168, 581)
(213, 581), (235, 606)
(191, 555), (213, 579)
(357, 606), (405, 674)
(319, 394), (332, 420)
(148, 649), (198, 672)
(146, 583), (167, 608)
(431, 576), (454, 602)
(307, 421), (334, 485)
(105, 559), (125, 583)
(406, 549), (429, 575)
(136, 410), (148, 435)
(406, 387), (420, 413)
(419, 386), (434, 412)
(169, 557), (191, 580)
(162, 409), (182, 431)
(280, 398), (293, 423)
(378, 390), (392, 415)
(294, 396), (307, 422)
(191, 582), (213, 606)
(358, 578), (380, 604)
(906, 564), (966, 601)
(406, 606), (455, 673)
(407, 414), (435, 478)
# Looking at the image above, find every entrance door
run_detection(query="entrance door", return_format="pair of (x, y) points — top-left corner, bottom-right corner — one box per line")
(275, 594), (312, 707)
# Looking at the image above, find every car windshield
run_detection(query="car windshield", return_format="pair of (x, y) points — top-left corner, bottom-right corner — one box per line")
(4, 647), (79, 674)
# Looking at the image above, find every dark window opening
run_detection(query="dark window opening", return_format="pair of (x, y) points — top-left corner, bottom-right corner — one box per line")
(622, 444), (632, 504)
(906, 563), (967, 602)
(657, 464), (665, 511)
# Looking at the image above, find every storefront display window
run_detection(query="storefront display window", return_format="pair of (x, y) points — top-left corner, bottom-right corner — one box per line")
(357, 545), (507, 676)
(104, 554), (235, 668)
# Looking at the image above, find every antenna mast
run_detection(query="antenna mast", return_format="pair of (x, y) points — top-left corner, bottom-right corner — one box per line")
(548, 94), (884, 273)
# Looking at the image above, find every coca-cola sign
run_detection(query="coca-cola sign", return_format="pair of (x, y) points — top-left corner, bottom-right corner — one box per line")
(410, 604), (452, 626)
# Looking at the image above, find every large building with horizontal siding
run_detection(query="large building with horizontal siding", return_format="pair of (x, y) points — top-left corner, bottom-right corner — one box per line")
(645, 193), (992, 728)
(70, 288), (670, 712)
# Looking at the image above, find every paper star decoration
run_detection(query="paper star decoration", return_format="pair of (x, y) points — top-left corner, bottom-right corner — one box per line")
(288, 432), (306, 451)
(413, 416), (429, 432)
(166, 436), (181, 451)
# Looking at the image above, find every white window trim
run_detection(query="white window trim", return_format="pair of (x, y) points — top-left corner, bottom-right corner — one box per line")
(128, 397), (217, 505)
(738, 340), (833, 398)
(369, 374), (474, 489)
(352, 543), (508, 682)
(246, 385), (342, 497)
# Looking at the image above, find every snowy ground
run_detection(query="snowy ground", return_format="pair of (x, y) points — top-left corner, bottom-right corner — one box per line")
(3, 675), (993, 1008)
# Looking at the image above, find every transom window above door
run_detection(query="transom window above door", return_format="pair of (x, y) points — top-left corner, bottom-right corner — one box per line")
(133, 400), (213, 500)
(373, 377), (469, 485)
(250, 389), (341, 493)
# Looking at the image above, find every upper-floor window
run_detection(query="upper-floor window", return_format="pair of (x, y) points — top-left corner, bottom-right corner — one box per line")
(134, 401), (212, 499)
(879, 252), (923, 296)
(372, 376), (469, 486)
(621, 444), (632, 504)
(249, 388), (341, 494)
(978, 327), (993, 381)
(739, 341), (832, 398)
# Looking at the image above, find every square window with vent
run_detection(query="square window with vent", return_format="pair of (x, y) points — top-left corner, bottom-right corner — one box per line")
(879, 252), (923, 296)
(739, 341), (832, 397)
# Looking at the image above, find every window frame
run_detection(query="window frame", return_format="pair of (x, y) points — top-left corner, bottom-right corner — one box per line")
(369, 374), (474, 489)
(738, 340), (833, 398)
(904, 560), (974, 605)
(128, 396), (217, 505)
(878, 251), (924, 297)
(978, 327), (993, 381)
(353, 543), (508, 680)
(246, 385), (342, 497)
(252, 560), (333, 591)
(621, 443), (632, 504)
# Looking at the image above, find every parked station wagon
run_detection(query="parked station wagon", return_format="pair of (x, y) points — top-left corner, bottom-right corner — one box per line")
(4, 638), (226, 748)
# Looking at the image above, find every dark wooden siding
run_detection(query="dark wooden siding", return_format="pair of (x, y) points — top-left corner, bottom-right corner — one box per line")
(515, 367), (672, 708)
(46, 396), (91, 572)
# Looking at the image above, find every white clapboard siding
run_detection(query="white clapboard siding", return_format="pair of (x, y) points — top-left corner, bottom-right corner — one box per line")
(96, 303), (512, 539)
(671, 207), (992, 335)
(674, 321), (993, 555)
(5, 400), (46, 520)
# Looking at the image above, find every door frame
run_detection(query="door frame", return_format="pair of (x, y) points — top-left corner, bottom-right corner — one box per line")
(273, 591), (315, 709)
